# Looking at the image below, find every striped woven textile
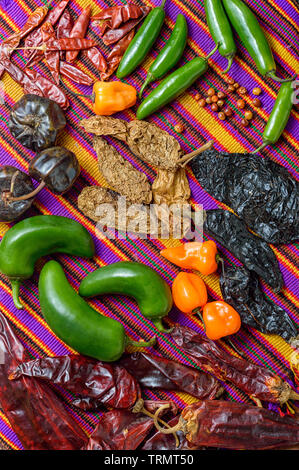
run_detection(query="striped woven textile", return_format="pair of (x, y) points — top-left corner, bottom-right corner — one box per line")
(0, 0), (298, 450)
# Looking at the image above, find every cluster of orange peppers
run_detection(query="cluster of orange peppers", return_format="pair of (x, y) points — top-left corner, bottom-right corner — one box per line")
(161, 241), (241, 341)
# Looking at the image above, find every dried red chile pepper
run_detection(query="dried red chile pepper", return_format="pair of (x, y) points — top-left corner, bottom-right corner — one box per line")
(60, 62), (93, 86)
(84, 47), (108, 75)
(101, 30), (135, 81)
(120, 352), (223, 400)
(41, 22), (60, 84)
(142, 416), (195, 450)
(0, 312), (88, 450)
(10, 354), (141, 411)
(66, 6), (91, 63)
(92, 4), (144, 29)
(56, 9), (73, 60)
(219, 264), (297, 340)
(191, 149), (299, 244)
(154, 401), (299, 449)
(204, 209), (283, 292)
(101, 7), (151, 46)
(171, 324), (299, 404)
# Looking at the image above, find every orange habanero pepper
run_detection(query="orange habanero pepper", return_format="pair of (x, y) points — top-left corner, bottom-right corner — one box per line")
(161, 241), (218, 276)
(202, 301), (241, 341)
(93, 81), (137, 115)
(172, 272), (208, 314)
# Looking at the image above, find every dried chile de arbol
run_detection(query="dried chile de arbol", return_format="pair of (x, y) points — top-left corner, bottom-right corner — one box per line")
(171, 324), (299, 404)
(0, 312), (88, 450)
(119, 352), (223, 400)
(10, 354), (141, 411)
(191, 149), (299, 244)
(219, 264), (297, 340)
(154, 400), (299, 450)
(204, 209), (284, 292)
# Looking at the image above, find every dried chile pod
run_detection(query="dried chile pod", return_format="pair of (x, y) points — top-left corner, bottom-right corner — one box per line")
(204, 209), (284, 292)
(0, 166), (35, 222)
(219, 264), (297, 340)
(29, 147), (80, 194)
(8, 94), (66, 152)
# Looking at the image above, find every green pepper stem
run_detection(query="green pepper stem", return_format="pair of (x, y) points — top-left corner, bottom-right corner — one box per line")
(11, 280), (24, 310)
(126, 336), (156, 348)
(152, 318), (174, 333)
(160, 0), (167, 8)
(206, 43), (219, 60)
(221, 55), (234, 75)
(139, 74), (153, 99)
(266, 71), (297, 83)
(251, 141), (269, 154)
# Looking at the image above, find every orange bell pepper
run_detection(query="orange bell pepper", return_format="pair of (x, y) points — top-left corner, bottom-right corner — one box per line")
(172, 272), (208, 314)
(202, 301), (241, 340)
(93, 81), (137, 115)
(161, 241), (218, 276)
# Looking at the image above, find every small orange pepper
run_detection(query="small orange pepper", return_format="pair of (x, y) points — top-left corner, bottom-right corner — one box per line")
(172, 272), (208, 314)
(93, 81), (137, 115)
(202, 301), (241, 340)
(161, 241), (218, 276)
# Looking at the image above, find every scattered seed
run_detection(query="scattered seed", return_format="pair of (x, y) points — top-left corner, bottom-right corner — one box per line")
(194, 93), (201, 101)
(224, 107), (233, 117)
(238, 86), (247, 95)
(174, 124), (184, 133)
(241, 118), (249, 127)
(217, 100), (224, 108)
(211, 103), (219, 112)
(252, 87), (262, 96)
(237, 99), (246, 109)
(207, 88), (216, 96)
(217, 91), (226, 99)
(198, 99), (206, 107)
(206, 97), (212, 104)
(211, 95), (218, 103)
(227, 85), (235, 93)
(245, 110), (253, 120)
(218, 111), (226, 120)
(233, 82), (240, 89)
(227, 77), (235, 84)
(252, 98), (262, 108)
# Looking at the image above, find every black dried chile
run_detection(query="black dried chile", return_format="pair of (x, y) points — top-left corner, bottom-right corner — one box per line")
(191, 149), (299, 245)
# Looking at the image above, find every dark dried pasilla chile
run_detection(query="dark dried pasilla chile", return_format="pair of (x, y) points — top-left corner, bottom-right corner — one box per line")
(8, 95), (66, 152)
(191, 149), (299, 244)
(204, 209), (283, 292)
(171, 324), (299, 404)
(10, 354), (141, 411)
(0, 166), (34, 222)
(29, 147), (80, 195)
(219, 264), (297, 340)
(120, 352), (223, 400)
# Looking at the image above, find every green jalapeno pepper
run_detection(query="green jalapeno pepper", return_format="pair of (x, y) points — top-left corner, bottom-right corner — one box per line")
(39, 261), (156, 362)
(0, 215), (95, 309)
(139, 14), (188, 98)
(253, 81), (295, 154)
(205, 0), (236, 74)
(116, 0), (166, 79)
(137, 44), (218, 120)
(222, 0), (294, 83)
(79, 261), (173, 333)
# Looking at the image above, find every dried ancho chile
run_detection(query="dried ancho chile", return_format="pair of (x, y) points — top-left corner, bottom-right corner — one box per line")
(8, 94), (66, 152)
(191, 149), (299, 244)
(0, 166), (34, 222)
(204, 209), (284, 292)
(219, 264), (297, 340)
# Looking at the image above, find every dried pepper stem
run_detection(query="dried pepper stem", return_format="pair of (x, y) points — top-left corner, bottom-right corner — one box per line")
(178, 140), (214, 167)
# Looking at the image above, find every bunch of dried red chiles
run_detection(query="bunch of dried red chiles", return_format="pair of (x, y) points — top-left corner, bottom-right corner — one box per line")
(1, 312), (299, 450)
(0, 0), (150, 109)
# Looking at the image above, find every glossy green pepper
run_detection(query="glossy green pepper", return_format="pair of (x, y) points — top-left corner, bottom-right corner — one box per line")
(79, 261), (173, 333)
(139, 14), (188, 98)
(39, 260), (155, 362)
(0, 215), (95, 309)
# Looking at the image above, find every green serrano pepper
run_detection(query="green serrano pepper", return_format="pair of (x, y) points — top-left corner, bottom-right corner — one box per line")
(253, 81), (295, 154)
(117, 0), (166, 79)
(222, 0), (294, 82)
(136, 44), (218, 120)
(0, 215), (95, 309)
(204, 0), (236, 74)
(139, 14), (188, 98)
(39, 261), (156, 362)
(79, 261), (173, 333)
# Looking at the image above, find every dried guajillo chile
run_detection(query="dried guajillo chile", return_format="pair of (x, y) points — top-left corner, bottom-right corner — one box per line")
(84, 47), (108, 75)
(39, 260), (156, 361)
(119, 352), (223, 400)
(101, 7), (151, 46)
(142, 416), (194, 450)
(204, 210), (283, 292)
(171, 324), (299, 405)
(219, 264), (297, 340)
(66, 6), (91, 63)
(191, 148), (299, 245)
(137, 43), (219, 120)
(139, 14), (188, 98)
(222, 0), (294, 82)
(0, 166), (35, 222)
(41, 22), (60, 84)
(15, 37), (98, 53)
(154, 400), (299, 449)
(0, 215), (95, 309)
(79, 261), (173, 333)
(56, 9), (73, 60)
(101, 30), (135, 81)
(81, 115), (214, 172)
(91, 4), (145, 28)
(204, 0), (237, 74)
(117, 0), (166, 78)
(253, 81), (296, 154)
(0, 311), (88, 450)
(60, 61), (94, 86)
(10, 355), (141, 411)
